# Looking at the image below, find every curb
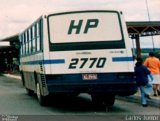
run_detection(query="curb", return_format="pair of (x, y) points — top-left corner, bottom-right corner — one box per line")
(3, 73), (21, 80)
(116, 95), (160, 107)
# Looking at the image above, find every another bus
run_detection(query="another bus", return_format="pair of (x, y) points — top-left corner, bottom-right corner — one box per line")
(19, 9), (137, 107)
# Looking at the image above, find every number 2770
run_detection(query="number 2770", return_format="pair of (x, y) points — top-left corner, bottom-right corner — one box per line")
(68, 57), (106, 69)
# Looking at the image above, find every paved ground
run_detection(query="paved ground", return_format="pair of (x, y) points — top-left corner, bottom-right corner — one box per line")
(117, 91), (160, 107)
(2, 73), (160, 108)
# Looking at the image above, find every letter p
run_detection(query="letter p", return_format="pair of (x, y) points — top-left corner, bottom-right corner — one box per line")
(84, 19), (99, 33)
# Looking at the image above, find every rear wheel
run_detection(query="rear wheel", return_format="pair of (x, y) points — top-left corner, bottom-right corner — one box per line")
(21, 71), (34, 96)
(36, 82), (47, 106)
(103, 95), (115, 106)
(26, 88), (34, 96)
(91, 94), (115, 109)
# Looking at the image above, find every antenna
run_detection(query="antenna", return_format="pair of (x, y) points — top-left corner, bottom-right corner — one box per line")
(145, 0), (155, 51)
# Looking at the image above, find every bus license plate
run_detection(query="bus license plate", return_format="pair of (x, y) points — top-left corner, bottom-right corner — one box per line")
(82, 74), (97, 80)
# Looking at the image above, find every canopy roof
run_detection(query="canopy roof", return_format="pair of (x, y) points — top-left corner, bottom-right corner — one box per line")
(126, 21), (160, 38)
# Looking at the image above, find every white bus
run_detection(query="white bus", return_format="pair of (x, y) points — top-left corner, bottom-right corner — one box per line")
(19, 10), (137, 107)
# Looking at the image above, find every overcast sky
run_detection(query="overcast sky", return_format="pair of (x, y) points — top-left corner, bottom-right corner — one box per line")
(0, 0), (160, 48)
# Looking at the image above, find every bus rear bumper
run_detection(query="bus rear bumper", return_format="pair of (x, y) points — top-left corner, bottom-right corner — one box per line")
(45, 73), (137, 96)
(47, 83), (137, 96)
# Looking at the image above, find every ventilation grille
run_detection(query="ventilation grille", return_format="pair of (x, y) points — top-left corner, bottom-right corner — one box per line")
(40, 64), (46, 87)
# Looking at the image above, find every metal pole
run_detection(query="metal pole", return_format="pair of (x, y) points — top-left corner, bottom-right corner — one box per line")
(145, 0), (155, 51)
(135, 35), (141, 58)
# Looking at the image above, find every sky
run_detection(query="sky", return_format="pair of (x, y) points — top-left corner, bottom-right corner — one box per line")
(0, 0), (160, 48)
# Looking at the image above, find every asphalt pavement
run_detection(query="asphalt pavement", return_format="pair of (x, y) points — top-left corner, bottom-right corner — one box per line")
(2, 73), (160, 108)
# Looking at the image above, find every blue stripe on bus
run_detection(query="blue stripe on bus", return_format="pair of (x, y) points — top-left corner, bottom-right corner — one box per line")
(43, 59), (65, 64)
(23, 59), (65, 65)
(112, 57), (133, 62)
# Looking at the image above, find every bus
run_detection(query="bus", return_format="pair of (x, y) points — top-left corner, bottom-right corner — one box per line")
(19, 9), (137, 107)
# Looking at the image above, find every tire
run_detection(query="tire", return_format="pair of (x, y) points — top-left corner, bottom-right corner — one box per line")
(26, 88), (34, 96)
(36, 82), (47, 106)
(20, 71), (25, 86)
(91, 94), (105, 109)
(91, 94), (115, 109)
(103, 95), (115, 107)
(21, 72), (34, 96)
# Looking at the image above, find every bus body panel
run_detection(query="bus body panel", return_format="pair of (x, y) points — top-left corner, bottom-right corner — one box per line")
(47, 49), (134, 74)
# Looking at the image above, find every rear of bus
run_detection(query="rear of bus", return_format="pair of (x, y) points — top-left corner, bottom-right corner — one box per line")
(45, 10), (137, 99)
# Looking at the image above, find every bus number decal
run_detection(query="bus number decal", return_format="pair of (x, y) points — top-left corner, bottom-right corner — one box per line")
(69, 57), (106, 69)
(69, 58), (79, 69)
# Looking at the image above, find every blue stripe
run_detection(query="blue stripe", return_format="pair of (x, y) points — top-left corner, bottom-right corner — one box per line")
(23, 59), (65, 65)
(112, 57), (133, 62)
(43, 59), (65, 64)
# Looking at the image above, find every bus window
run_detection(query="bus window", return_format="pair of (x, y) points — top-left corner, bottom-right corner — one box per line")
(23, 34), (26, 55)
(36, 22), (40, 51)
(32, 25), (36, 52)
(25, 31), (29, 55)
(28, 29), (32, 54)
(20, 35), (23, 56)
(48, 11), (125, 51)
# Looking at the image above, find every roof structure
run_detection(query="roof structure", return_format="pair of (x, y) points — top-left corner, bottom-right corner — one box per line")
(0, 34), (19, 50)
(126, 21), (160, 57)
(126, 21), (160, 38)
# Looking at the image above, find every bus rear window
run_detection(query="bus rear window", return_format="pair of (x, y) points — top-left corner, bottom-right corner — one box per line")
(48, 11), (125, 51)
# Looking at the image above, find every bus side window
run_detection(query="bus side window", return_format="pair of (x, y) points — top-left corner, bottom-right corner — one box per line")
(23, 33), (26, 55)
(25, 31), (29, 55)
(32, 25), (36, 53)
(20, 35), (23, 56)
(36, 22), (40, 52)
(28, 29), (32, 54)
